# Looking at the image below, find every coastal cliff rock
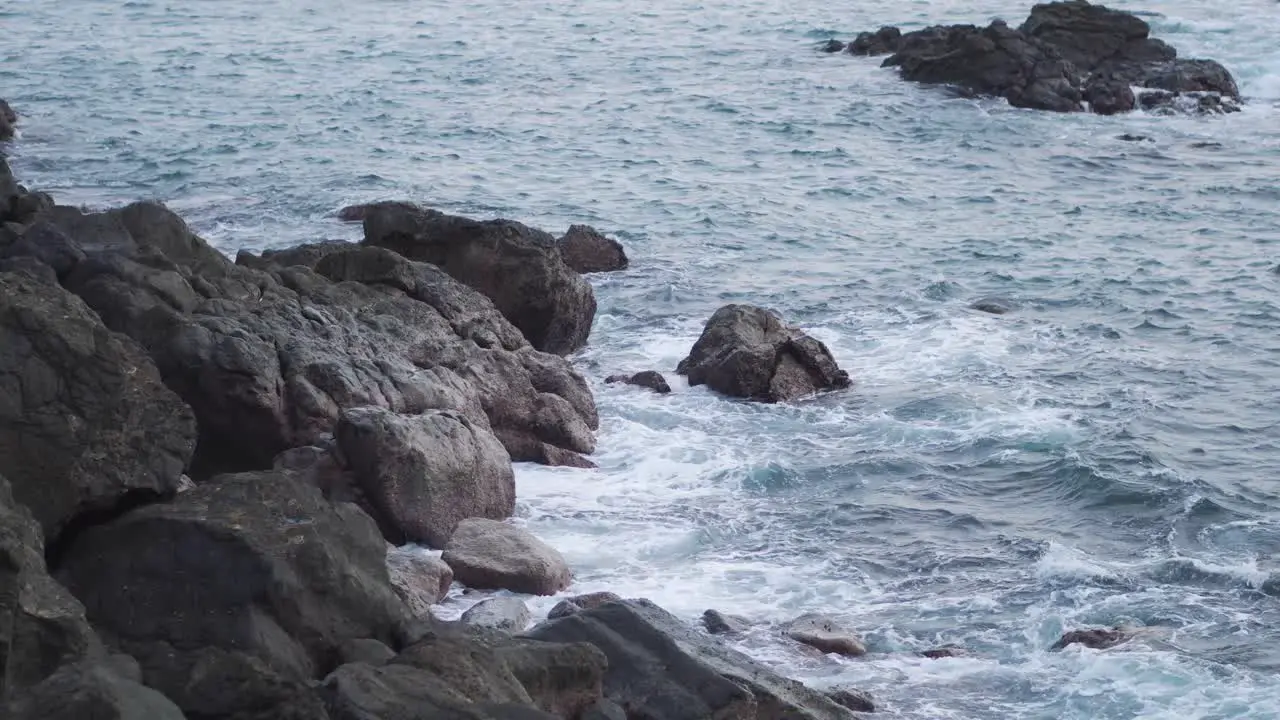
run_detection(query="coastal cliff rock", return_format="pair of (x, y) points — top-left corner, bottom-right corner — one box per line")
(833, 0), (1241, 115)
(360, 201), (597, 355)
(677, 304), (851, 402)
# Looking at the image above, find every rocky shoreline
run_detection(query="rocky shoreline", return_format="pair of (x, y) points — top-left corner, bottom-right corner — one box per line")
(824, 0), (1241, 115)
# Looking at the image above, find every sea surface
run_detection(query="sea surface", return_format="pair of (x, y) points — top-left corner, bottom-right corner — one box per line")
(6, 0), (1280, 717)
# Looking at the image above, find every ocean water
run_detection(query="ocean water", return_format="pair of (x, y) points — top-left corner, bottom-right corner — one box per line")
(6, 0), (1280, 717)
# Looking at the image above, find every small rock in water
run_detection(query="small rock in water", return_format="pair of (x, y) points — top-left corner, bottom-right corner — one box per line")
(1259, 574), (1278, 596)
(558, 224), (629, 274)
(821, 39), (845, 53)
(1051, 627), (1133, 650)
(785, 613), (867, 657)
(548, 591), (624, 619)
(461, 596), (532, 632)
(605, 370), (672, 394)
(971, 298), (1015, 315)
(921, 645), (968, 659)
(826, 687), (876, 713)
(1117, 133), (1151, 142)
(701, 609), (751, 635)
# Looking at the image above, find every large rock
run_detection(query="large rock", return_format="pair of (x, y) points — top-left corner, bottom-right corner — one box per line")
(462, 597), (533, 633)
(0, 99), (14, 141)
(3, 660), (186, 720)
(9, 202), (596, 472)
(58, 469), (412, 680)
(0, 269), (195, 540)
(336, 406), (515, 546)
(0, 475), (102, 699)
(442, 519), (571, 596)
(785, 614), (867, 657)
(361, 202), (596, 355)
(558, 225), (628, 274)
(527, 599), (856, 720)
(386, 547), (454, 614)
(1019, 0), (1169, 72)
(677, 304), (851, 402)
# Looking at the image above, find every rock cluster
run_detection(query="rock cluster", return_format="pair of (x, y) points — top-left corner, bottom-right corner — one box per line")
(833, 0), (1241, 115)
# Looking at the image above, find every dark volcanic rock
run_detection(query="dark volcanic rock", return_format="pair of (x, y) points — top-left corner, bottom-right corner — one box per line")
(1019, 0), (1167, 72)
(528, 599), (856, 719)
(1051, 626), (1134, 650)
(677, 304), (851, 402)
(785, 613), (867, 657)
(336, 406), (515, 547)
(361, 201), (596, 355)
(605, 370), (672, 394)
(442, 518), (572, 596)
(0, 268), (196, 540)
(971, 297), (1015, 315)
(701, 609), (751, 635)
(886, 20), (1083, 112)
(3, 660), (186, 720)
(849, 26), (901, 55)
(1083, 74), (1136, 114)
(0, 475), (102, 698)
(558, 224), (628, 274)
(821, 39), (845, 53)
(27, 203), (596, 472)
(59, 469), (412, 680)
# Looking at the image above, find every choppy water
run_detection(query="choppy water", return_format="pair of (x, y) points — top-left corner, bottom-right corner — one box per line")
(7, 0), (1280, 717)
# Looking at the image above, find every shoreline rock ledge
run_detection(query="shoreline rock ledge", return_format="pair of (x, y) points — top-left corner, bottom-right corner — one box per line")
(832, 0), (1241, 115)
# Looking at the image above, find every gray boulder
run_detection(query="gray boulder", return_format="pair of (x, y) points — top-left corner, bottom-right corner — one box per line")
(678, 304), (850, 402)
(442, 519), (572, 596)
(462, 597), (533, 632)
(337, 406), (515, 546)
(361, 201), (596, 355)
(702, 609), (751, 635)
(3, 660), (186, 720)
(558, 225), (628, 274)
(58, 469), (412, 680)
(0, 269), (195, 540)
(786, 613), (868, 657)
(386, 547), (455, 614)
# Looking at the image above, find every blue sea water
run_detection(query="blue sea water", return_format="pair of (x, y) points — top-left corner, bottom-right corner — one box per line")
(6, 0), (1280, 717)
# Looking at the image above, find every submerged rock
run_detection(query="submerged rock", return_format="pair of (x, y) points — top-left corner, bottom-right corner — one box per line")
(1050, 626), (1134, 650)
(701, 609), (751, 635)
(786, 613), (868, 657)
(971, 297), (1016, 315)
(605, 370), (672, 394)
(678, 304), (851, 402)
(442, 518), (572, 596)
(558, 224), (628, 274)
(921, 646), (969, 659)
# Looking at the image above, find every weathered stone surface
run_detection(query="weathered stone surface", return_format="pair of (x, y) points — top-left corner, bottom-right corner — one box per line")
(337, 406), (515, 546)
(558, 225), (628, 274)
(605, 370), (672, 394)
(442, 519), (571, 596)
(361, 201), (596, 355)
(0, 269), (195, 540)
(678, 304), (850, 402)
(701, 609), (751, 635)
(527, 599), (856, 720)
(3, 660), (187, 720)
(387, 547), (454, 614)
(462, 597), (532, 633)
(0, 475), (102, 698)
(59, 470), (411, 680)
(785, 613), (868, 657)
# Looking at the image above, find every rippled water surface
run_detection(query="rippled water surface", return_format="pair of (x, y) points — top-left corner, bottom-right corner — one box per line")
(7, 0), (1280, 717)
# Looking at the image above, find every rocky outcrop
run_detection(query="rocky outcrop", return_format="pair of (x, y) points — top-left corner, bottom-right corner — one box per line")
(677, 304), (851, 402)
(558, 225), (628, 274)
(462, 597), (532, 633)
(361, 201), (596, 355)
(58, 469), (412, 680)
(605, 370), (672, 394)
(336, 406), (515, 546)
(0, 269), (196, 540)
(442, 519), (572, 596)
(834, 1), (1241, 115)
(0, 475), (102, 700)
(527, 599), (858, 719)
(785, 613), (868, 657)
(0, 202), (598, 472)
(386, 547), (454, 615)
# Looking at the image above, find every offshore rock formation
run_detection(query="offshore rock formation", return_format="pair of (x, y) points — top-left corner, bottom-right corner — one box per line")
(833, 1), (1240, 115)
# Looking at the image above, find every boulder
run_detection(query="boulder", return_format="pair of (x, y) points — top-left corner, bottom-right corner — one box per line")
(848, 26), (901, 56)
(558, 225), (628, 274)
(462, 597), (532, 632)
(336, 406), (515, 546)
(1019, 0), (1166, 73)
(0, 475), (102, 698)
(921, 646), (968, 659)
(321, 661), (485, 720)
(786, 613), (867, 657)
(971, 298), (1015, 315)
(0, 269), (196, 540)
(0, 99), (14, 141)
(826, 687), (876, 713)
(58, 469), (412, 680)
(339, 638), (397, 666)
(361, 202), (596, 355)
(21, 203), (596, 472)
(386, 547), (455, 614)
(527, 599), (856, 720)
(1, 221), (86, 278)
(3, 660), (186, 720)
(701, 609), (751, 635)
(605, 370), (672, 394)
(677, 304), (850, 402)
(547, 592), (624, 620)
(821, 39), (845, 53)
(442, 519), (572, 596)
(1050, 626), (1134, 650)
